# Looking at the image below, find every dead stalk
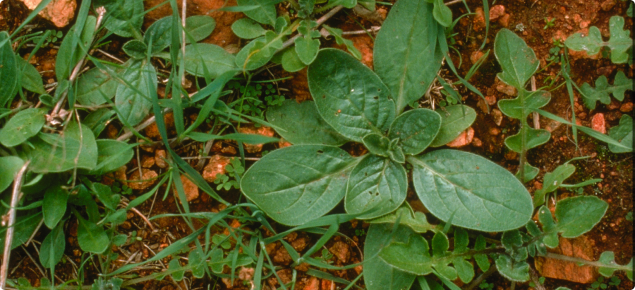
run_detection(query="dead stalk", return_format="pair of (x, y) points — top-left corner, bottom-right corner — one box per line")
(0, 161), (31, 289)
(531, 76), (540, 129)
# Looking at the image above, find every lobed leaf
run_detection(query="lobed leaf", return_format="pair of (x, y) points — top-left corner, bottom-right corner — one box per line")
(364, 224), (416, 290)
(608, 115), (633, 153)
(607, 16), (632, 63)
(494, 28), (539, 89)
(579, 71), (632, 110)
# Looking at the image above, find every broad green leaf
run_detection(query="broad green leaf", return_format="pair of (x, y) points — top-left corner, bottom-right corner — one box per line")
(364, 224), (416, 290)
(43, 186), (68, 229)
(115, 60), (157, 126)
(30, 122), (98, 173)
(565, 26), (603, 56)
(266, 100), (347, 145)
(322, 25), (361, 60)
(231, 18), (267, 39)
(494, 28), (539, 89)
(432, 0), (452, 27)
(235, 31), (283, 71)
(122, 39), (147, 59)
(0, 156), (24, 192)
(607, 16), (632, 63)
(388, 108), (441, 155)
(56, 15), (96, 80)
(368, 203), (436, 233)
(580, 71), (632, 110)
(308, 49), (395, 142)
(100, 0), (144, 38)
(39, 223), (65, 269)
(362, 134), (390, 157)
(0, 32), (19, 107)
(495, 254), (529, 282)
(16, 57), (45, 94)
(237, 0), (277, 25)
(185, 16), (216, 43)
(77, 215), (109, 254)
(345, 155), (407, 219)
(374, 0), (441, 113)
(90, 140), (135, 175)
(0, 108), (47, 147)
(241, 145), (357, 226)
(554, 195), (608, 238)
(183, 43), (237, 78)
(608, 115), (633, 153)
(410, 150), (533, 232)
(430, 105), (477, 147)
(76, 67), (118, 106)
(280, 48), (306, 72)
(144, 16), (172, 53)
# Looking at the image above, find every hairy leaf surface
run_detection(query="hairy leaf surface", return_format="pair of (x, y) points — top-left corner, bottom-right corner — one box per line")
(345, 155), (407, 219)
(308, 49), (395, 142)
(374, 0), (441, 113)
(241, 145), (357, 226)
(410, 150), (533, 232)
(388, 108), (441, 155)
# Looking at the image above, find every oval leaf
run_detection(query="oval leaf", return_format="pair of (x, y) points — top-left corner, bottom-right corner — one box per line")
(30, 122), (98, 173)
(102, 0), (144, 38)
(183, 43), (237, 78)
(241, 145), (357, 226)
(77, 216), (109, 254)
(374, 0), (441, 113)
(237, 0), (277, 25)
(115, 60), (157, 126)
(232, 18), (267, 39)
(39, 223), (65, 269)
(17, 57), (45, 94)
(345, 155), (407, 219)
(0, 108), (47, 147)
(410, 149), (533, 232)
(43, 186), (69, 229)
(185, 15), (216, 43)
(308, 49), (395, 142)
(144, 16), (172, 53)
(388, 108), (441, 155)
(76, 67), (118, 106)
(430, 105), (477, 147)
(266, 100), (347, 145)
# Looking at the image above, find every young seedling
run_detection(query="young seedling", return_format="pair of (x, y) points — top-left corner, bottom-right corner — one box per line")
(494, 28), (552, 182)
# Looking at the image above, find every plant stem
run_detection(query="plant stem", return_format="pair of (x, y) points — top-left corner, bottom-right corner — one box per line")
(540, 252), (632, 271)
(277, 5), (344, 53)
(518, 89), (528, 182)
(0, 161), (30, 289)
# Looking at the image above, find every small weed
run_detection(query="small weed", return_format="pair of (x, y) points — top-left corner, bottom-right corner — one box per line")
(479, 281), (495, 290)
(214, 157), (245, 191)
(317, 248), (334, 264)
(626, 211), (633, 222)
(588, 276), (621, 290)
(543, 17), (556, 30)
(529, 277), (547, 288)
